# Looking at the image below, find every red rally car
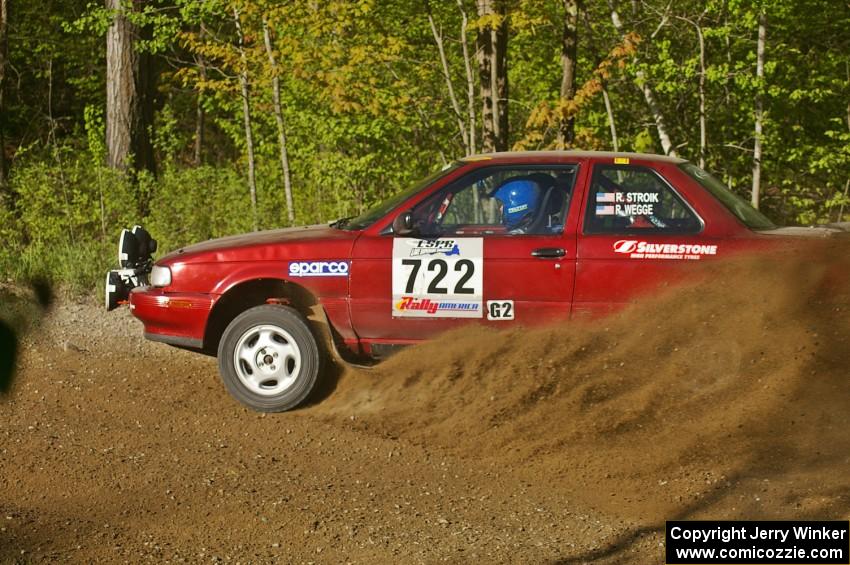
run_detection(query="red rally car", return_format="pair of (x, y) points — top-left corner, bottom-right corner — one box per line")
(106, 151), (844, 412)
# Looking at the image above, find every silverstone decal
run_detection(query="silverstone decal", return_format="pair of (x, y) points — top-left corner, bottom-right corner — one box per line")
(487, 300), (514, 321)
(613, 240), (718, 261)
(596, 192), (658, 216)
(392, 238), (483, 318)
(288, 260), (350, 277)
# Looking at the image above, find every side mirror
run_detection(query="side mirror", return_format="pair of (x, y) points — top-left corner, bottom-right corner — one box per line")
(392, 210), (415, 236)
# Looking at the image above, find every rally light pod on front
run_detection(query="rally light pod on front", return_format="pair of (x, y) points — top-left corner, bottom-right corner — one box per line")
(105, 270), (128, 311)
(131, 225), (158, 259)
(118, 229), (139, 268)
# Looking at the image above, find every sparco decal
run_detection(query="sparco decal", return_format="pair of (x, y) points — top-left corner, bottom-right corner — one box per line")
(288, 261), (350, 277)
(613, 240), (718, 261)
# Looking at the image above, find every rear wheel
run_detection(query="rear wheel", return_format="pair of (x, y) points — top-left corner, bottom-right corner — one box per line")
(217, 305), (321, 412)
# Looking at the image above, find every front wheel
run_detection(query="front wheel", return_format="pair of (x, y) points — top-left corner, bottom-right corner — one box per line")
(217, 305), (321, 412)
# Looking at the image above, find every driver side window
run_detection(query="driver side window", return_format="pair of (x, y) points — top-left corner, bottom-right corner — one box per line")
(411, 166), (576, 236)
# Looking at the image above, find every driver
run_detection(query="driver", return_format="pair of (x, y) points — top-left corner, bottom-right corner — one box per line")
(492, 178), (542, 234)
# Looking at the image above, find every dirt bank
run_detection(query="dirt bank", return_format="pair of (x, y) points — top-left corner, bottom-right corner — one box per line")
(2, 241), (849, 563)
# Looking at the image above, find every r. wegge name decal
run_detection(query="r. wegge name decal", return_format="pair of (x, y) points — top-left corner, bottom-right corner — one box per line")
(613, 240), (718, 261)
(288, 261), (350, 277)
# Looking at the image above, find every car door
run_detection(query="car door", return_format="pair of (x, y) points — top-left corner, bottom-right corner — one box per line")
(574, 159), (721, 316)
(349, 163), (584, 343)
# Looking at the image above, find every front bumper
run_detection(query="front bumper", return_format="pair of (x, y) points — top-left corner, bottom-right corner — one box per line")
(129, 287), (216, 349)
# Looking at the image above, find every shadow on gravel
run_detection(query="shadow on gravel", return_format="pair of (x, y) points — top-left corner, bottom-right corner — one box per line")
(0, 279), (53, 396)
(551, 472), (747, 564)
(0, 320), (16, 394)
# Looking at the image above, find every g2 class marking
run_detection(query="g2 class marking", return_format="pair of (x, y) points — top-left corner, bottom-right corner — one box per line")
(487, 300), (514, 321)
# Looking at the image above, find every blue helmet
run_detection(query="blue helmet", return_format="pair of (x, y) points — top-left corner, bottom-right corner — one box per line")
(493, 179), (540, 229)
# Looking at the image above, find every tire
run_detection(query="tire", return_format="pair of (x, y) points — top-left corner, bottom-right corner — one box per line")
(217, 305), (322, 412)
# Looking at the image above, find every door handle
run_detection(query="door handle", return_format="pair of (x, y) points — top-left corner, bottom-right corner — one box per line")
(531, 247), (566, 258)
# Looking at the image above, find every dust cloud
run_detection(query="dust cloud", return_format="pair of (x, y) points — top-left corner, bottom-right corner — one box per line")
(320, 240), (850, 524)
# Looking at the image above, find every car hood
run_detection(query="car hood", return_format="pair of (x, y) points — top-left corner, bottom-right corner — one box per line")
(158, 224), (357, 264)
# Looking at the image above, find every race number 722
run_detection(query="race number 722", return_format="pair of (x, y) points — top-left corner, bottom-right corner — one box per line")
(400, 258), (475, 295)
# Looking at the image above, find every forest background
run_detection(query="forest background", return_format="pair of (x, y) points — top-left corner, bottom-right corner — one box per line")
(0, 0), (847, 291)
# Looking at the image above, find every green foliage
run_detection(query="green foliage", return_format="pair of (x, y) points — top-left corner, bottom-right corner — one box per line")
(1, 0), (849, 292)
(146, 165), (254, 252)
(0, 241), (114, 295)
(11, 151), (126, 246)
(84, 105), (107, 164)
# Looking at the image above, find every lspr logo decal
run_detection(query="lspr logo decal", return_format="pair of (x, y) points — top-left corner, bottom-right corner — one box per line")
(406, 239), (461, 257)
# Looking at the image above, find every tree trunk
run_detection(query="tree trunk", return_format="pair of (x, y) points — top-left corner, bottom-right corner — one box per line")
(193, 94), (204, 167)
(427, 8), (469, 154)
(751, 11), (766, 209)
(602, 82), (619, 152)
(192, 28), (207, 167)
(476, 0), (509, 152)
(696, 23), (706, 168)
(457, 0), (476, 154)
(557, 0), (579, 148)
(837, 178), (849, 222)
(840, 62), (849, 221)
(262, 17), (295, 225)
(106, 0), (155, 180)
(493, 0), (508, 151)
(675, 13), (707, 167)
(608, 3), (677, 157)
(0, 0), (8, 197)
(476, 0), (496, 152)
(234, 8), (258, 231)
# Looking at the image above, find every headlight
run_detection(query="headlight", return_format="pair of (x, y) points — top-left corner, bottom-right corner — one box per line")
(150, 265), (172, 287)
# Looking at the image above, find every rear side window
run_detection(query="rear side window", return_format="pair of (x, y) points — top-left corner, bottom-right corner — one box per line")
(584, 165), (702, 234)
(678, 162), (775, 230)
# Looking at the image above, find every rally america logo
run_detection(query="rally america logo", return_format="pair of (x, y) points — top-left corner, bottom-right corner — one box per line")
(394, 297), (479, 315)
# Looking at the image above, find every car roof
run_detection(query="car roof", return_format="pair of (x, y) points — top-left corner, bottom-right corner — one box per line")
(460, 150), (688, 164)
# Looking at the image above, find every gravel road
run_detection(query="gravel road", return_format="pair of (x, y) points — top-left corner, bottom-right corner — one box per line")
(1, 300), (649, 564)
(2, 244), (849, 563)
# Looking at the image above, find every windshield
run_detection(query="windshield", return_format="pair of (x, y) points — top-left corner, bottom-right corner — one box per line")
(679, 163), (776, 230)
(336, 162), (464, 231)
